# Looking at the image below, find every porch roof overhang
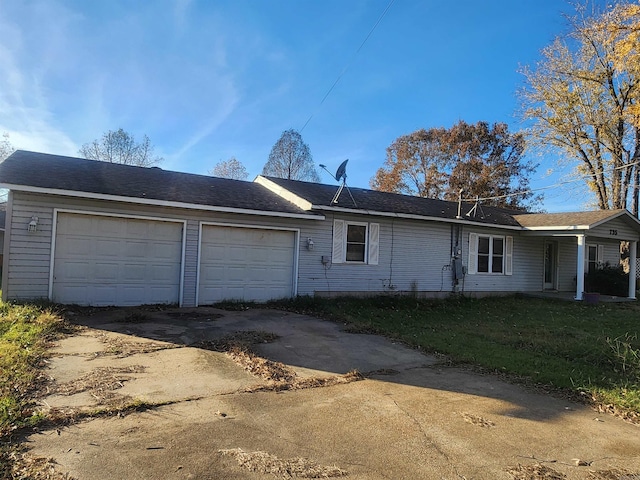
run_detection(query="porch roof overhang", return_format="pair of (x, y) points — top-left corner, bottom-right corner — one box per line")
(514, 209), (640, 241)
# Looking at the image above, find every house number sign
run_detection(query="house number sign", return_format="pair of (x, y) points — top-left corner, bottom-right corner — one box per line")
(609, 229), (618, 236)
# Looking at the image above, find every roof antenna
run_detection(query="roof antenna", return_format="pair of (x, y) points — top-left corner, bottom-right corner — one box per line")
(456, 188), (464, 219)
(319, 159), (357, 207)
(465, 196), (485, 219)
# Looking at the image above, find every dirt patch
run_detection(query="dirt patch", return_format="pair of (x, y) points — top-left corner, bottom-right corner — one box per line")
(166, 310), (223, 321)
(94, 333), (180, 357)
(195, 331), (293, 382)
(507, 463), (566, 479)
(195, 330), (280, 351)
(588, 469), (640, 479)
(197, 331), (364, 392)
(594, 401), (640, 425)
(461, 412), (495, 428)
(242, 370), (364, 393)
(0, 445), (75, 480)
(50, 365), (145, 403)
(219, 448), (348, 479)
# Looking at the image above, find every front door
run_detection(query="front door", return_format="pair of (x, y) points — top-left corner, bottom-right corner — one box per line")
(544, 241), (557, 290)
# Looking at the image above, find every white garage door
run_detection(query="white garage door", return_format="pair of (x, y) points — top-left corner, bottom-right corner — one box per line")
(52, 213), (183, 306)
(198, 225), (296, 304)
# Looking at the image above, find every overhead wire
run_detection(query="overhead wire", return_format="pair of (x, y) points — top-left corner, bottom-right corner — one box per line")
(300, 0), (396, 133)
(461, 159), (640, 203)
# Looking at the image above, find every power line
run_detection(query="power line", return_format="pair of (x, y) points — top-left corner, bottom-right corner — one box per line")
(462, 160), (640, 203)
(300, 0), (396, 133)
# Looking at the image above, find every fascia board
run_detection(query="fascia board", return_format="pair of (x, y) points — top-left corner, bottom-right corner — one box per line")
(0, 183), (325, 221)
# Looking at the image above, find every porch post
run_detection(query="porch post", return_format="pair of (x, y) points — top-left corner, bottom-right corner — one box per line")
(629, 240), (637, 300)
(575, 234), (586, 301)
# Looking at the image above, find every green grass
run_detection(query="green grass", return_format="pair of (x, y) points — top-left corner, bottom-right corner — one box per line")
(0, 302), (68, 437)
(268, 295), (640, 415)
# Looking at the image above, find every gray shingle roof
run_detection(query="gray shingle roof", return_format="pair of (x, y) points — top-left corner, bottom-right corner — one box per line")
(513, 210), (629, 228)
(0, 151), (318, 217)
(261, 176), (525, 227)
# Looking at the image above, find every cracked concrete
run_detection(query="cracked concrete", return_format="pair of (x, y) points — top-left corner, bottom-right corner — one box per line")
(23, 307), (640, 479)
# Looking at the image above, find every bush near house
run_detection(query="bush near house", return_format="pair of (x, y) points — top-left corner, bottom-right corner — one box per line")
(585, 263), (629, 297)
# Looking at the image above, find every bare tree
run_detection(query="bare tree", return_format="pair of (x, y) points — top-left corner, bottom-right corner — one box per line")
(0, 133), (15, 161)
(262, 129), (319, 182)
(209, 157), (249, 180)
(79, 128), (163, 167)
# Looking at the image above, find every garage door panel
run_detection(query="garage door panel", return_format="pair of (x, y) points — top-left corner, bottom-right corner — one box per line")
(62, 238), (92, 256)
(122, 263), (146, 281)
(153, 242), (181, 259)
(53, 213), (182, 306)
(198, 225), (295, 304)
(94, 263), (120, 281)
(62, 262), (92, 281)
(96, 239), (122, 256)
(97, 218), (124, 236)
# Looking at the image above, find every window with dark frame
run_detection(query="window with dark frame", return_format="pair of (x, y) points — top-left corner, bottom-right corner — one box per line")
(587, 245), (598, 272)
(345, 224), (367, 262)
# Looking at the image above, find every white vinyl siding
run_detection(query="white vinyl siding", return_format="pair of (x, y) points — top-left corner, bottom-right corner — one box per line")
(331, 219), (379, 265)
(198, 224), (296, 303)
(3, 191), (313, 306)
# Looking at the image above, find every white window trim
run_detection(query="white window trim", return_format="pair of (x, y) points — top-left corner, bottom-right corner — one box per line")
(468, 232), (512, 276)
(332, 219), (379, 265)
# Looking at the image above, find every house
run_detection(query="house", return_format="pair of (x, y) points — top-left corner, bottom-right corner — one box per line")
(0, 150), (637, 306)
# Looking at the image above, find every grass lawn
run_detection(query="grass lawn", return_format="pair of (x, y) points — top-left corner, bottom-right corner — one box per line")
(0, 302), (68, 437)
(269, 295), (640, 418)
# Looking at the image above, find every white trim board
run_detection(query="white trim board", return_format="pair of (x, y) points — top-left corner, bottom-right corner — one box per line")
(1, 183), (325, 221)
(315, 205), (524, 231)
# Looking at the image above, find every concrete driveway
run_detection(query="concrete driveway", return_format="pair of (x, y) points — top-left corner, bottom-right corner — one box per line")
(25, 307), (640, 479)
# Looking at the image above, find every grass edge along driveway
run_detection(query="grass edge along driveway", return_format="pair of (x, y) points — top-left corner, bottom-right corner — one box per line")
(268, 295), (640, 421)
(0, 295), (639, 477)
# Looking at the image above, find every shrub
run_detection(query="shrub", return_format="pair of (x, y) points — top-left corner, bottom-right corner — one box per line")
(585, 263), (629, 297)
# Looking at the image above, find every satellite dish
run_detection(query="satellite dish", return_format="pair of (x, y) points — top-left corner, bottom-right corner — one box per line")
(317, 159), (357, 207)
(334, 159), (349, 182)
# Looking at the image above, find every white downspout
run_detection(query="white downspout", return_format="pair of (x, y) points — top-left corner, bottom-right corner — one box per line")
(575, 234), (586, 301)
(629, 240), (637, 300)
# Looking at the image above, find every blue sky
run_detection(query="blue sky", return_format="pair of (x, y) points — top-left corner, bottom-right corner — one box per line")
(0, 0), (606, 211)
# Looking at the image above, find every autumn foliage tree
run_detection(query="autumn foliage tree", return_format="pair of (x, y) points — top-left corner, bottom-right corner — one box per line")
(519, 2), (640, 215)
(262, 129), (320, 182)
(209, 157), (249, 180)
(371, 121), (539, 210)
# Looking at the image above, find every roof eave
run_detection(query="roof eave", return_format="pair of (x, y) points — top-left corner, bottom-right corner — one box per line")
(312, 204), (523, 230)
(520, 225), (590, 231)
(1, 184), (325, 221)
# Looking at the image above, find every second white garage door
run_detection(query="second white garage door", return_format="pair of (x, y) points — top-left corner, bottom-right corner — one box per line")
(52, 213), (183, 306)
(198, 225), (296, 304)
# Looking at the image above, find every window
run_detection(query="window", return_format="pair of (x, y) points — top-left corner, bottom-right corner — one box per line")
(468, 233), (512, 275)
(585, 244), (603, 273)
(346, 224), (367, 262)
(332, 220), (379, 265)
